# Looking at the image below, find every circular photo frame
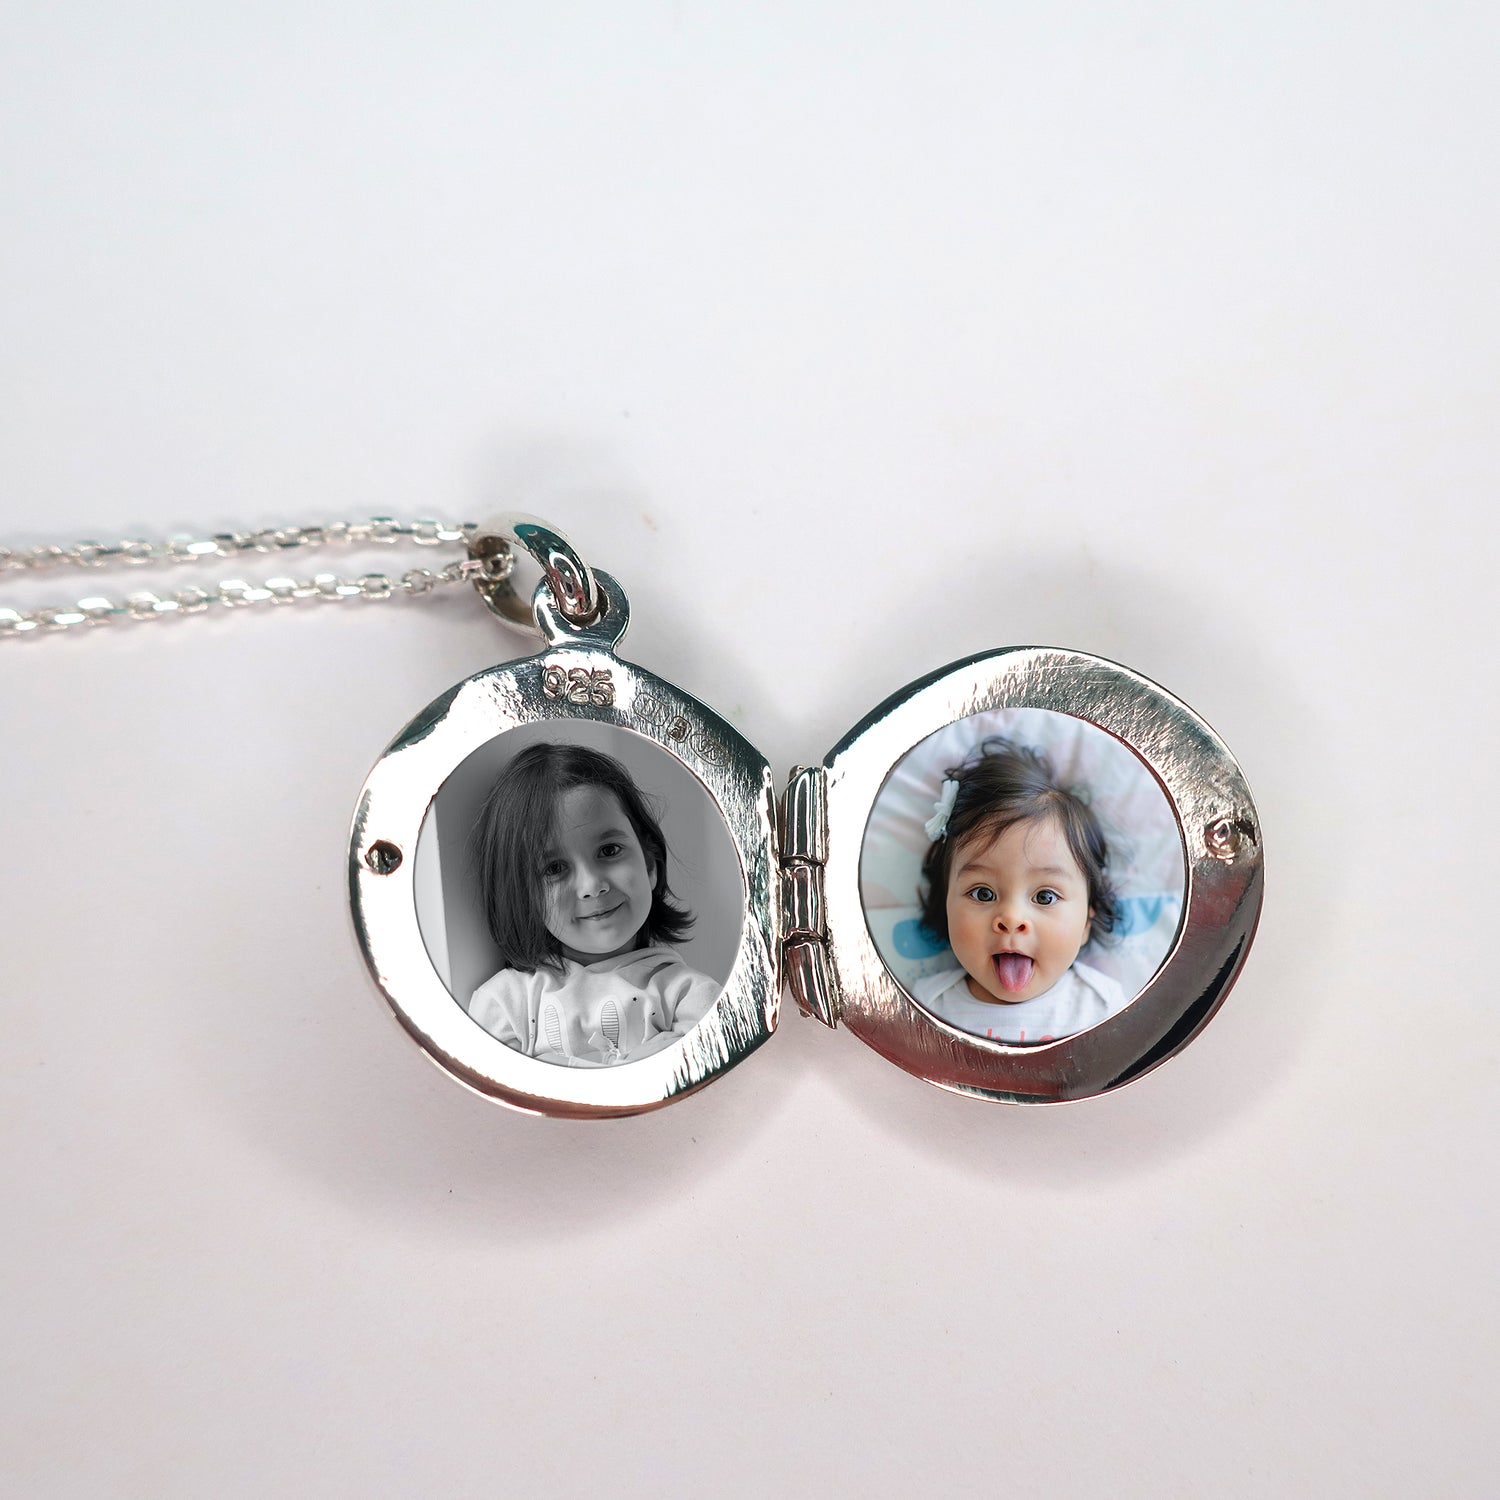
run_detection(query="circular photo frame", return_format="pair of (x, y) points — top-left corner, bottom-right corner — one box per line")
(821, 647), (1262, 1103)
(861, 705), (1187, 1045)
(349, 638), (780, 1119)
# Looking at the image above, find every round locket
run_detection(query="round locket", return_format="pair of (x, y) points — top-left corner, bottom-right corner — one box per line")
(349, 522), (1261, 1117)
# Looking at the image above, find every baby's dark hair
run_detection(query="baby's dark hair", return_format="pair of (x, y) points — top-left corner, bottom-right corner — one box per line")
(474, 741), (695, 972)
(918, 736), (1120, 948)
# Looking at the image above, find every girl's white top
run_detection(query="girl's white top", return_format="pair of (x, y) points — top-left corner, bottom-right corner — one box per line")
(909, 960), (1127, 1044)
(468, 946), (721, 1067)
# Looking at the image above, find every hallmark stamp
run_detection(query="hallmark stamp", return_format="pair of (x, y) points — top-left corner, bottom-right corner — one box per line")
(541, 663), (615, 707)
(635, 693), (728, 766)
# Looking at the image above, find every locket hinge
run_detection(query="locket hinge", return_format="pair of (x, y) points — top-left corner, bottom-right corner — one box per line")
(778, 765), (840, 1029)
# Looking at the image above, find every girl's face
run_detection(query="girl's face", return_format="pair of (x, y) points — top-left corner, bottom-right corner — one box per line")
(541, 785), (657, 965)
(945, 812), (1094, 1006)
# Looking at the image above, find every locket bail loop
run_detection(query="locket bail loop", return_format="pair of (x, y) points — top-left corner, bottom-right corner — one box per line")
(467, 515), (601, 634)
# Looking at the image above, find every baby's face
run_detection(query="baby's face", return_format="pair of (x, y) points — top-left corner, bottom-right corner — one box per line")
(945, 812), (1094, 1006)
(541, 786), (656, 965)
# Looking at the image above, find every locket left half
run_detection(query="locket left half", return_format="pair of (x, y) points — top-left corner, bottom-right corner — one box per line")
(348, 565), (781, 1119)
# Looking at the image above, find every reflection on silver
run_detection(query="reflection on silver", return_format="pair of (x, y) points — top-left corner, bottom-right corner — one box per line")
(1205, 812), (1258, 862)
(352, 522), (1262, 1114)
(349, 567), (781, 1120)
(467, 515), (601, 633)
(779, 766), (838, 1028)
(812, 648), (1263, 1103)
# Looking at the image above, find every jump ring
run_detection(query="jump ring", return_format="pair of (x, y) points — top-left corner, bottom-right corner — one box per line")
(466, 515), (600, 633)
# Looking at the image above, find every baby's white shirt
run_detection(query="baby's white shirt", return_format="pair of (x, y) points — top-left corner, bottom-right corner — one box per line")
(909, 960), (1126, 1044)
(468, 946), (720, 1067)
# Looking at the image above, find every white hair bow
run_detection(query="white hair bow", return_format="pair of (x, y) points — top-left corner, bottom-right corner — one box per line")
(924, 778), (960, 841)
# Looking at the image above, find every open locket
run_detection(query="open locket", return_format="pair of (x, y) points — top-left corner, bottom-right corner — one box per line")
(349, 520), (1262, 1118)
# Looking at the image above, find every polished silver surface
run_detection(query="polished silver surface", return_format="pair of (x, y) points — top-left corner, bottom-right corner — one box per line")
(0, 518), (480, 638)
(348, 556), (781, 1119)
(779, 765), (827, 864)
(778, 765), (838, 1027)
(817, 647), (1262, 1103)
(467, 514), (600, 633)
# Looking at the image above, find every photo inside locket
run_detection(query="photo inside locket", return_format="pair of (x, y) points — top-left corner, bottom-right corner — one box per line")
(414, 719), (744, 1068)
(859, 705), (1187, 1047)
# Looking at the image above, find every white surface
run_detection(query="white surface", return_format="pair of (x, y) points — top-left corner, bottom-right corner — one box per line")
(2, 4), (1495, 1496)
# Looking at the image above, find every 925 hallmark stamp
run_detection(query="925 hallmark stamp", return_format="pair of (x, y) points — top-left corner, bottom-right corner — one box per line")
(541, 663), (614, 707)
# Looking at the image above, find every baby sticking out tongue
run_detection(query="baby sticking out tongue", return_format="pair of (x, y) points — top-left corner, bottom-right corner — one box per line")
(992, 953), (1034, 994)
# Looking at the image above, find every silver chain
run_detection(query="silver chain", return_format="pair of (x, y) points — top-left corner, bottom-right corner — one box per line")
(0, 518), (501, 639)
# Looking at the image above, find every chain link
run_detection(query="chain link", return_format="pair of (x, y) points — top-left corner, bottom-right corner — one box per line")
(0, 518), (502, 639)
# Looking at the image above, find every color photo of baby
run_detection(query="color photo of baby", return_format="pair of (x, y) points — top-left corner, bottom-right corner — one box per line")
(860, 707), (1186, 1045)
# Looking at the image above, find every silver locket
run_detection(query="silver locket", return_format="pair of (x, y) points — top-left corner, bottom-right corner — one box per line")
(349, 520), (1262, 1118)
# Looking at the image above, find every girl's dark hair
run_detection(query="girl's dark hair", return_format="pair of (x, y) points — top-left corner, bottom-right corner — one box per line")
(918, 736), (1120, 948)
(474, 741), (695, 972)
